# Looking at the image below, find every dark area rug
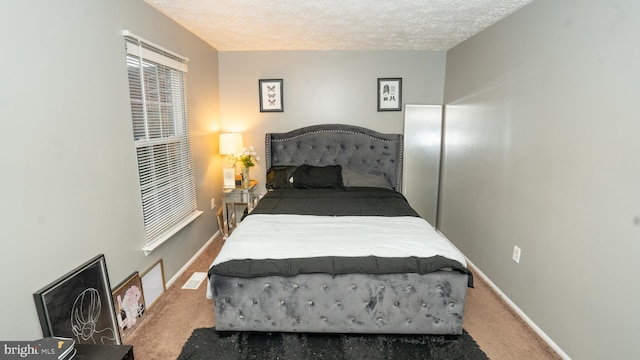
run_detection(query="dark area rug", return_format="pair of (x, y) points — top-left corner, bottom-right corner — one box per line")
(177, 328), (488, 360)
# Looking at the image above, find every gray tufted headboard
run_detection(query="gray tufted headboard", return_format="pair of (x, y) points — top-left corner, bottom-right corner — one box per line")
(265, 124), (403, 192)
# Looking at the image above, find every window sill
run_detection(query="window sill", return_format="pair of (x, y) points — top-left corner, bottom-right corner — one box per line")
(142, 210), (203, 255)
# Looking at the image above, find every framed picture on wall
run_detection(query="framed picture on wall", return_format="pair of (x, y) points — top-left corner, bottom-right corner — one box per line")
(33, 254), (121, 344)
(259, 79), (284, 112)
(377, 78), (402, 111)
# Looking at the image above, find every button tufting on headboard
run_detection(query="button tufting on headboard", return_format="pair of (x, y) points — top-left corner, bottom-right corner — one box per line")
(266, 124), (404, 192)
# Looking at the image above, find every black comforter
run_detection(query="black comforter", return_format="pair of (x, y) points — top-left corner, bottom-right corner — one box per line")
(250, 187), (420, 217)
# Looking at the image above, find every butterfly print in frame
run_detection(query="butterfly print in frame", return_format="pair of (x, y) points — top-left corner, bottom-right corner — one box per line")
(259, 79), (283, 112)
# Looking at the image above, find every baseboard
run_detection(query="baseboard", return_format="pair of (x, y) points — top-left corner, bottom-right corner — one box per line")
(466, 259), (571, 360)
(166, 230), (220, 287)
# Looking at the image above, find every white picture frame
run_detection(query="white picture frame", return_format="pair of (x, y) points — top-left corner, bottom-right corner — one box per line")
(223, 168), (236, 188)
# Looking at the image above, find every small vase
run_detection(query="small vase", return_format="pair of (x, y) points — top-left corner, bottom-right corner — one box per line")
(241, 167), (250, 188)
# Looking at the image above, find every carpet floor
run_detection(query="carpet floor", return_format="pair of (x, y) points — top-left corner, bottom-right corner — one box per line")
(176, 328), (488, 360)
(128, 238), (562, 359)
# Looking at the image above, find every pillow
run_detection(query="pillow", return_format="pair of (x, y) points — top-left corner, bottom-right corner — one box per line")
(291, 164), (344, 189)
(266, 166), (297, 189)
(342, 168), (392, 189)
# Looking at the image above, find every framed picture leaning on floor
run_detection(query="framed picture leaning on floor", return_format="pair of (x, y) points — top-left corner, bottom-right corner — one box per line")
(112, 271), (145, 339)
(33, 254), (121, 344)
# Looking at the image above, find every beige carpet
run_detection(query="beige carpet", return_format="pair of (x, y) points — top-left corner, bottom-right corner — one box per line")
(462, 266), (561, 359)
(127, 236), (561, 359)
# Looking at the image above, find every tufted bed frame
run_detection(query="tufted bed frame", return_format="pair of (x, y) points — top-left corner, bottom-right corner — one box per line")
(209, 124), (469, 335)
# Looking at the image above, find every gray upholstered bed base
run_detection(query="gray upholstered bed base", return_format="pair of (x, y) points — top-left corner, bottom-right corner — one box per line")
(211, 124), (468, 335)
(212, 271), (468, 335)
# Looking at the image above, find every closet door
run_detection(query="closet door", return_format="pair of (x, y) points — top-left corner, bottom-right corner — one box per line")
(402, 104), (442, 225)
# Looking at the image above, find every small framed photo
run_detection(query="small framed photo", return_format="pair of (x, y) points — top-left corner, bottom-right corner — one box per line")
(140, 259), (166, 310)
(112, 272), (146, 339)
(223, 168), (236, 188)
(377, 78), (402, 111)
(259, 79), (284, 112)
(33, 254), (121, 344)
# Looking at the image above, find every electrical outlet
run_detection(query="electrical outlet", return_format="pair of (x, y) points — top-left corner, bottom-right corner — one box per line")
(512, 245), (521, 264)
(211, 198), (216, 209)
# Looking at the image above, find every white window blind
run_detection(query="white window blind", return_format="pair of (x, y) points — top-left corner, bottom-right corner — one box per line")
(124, 31), (201, 251)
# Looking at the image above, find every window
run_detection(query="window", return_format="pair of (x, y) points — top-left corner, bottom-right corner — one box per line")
(124, 31), (201, 252)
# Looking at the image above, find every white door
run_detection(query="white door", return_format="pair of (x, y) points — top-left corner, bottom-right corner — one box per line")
(402, 104), (442, 225)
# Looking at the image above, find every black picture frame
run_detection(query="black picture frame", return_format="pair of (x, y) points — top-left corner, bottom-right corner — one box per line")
(377, 78), (402, 111)
(33, 254), (121, 344)
(259, 79), (284, 112)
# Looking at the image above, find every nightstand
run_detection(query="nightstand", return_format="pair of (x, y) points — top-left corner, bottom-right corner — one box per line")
(221, 181), (259, 235)
(75, 344), (133, 359)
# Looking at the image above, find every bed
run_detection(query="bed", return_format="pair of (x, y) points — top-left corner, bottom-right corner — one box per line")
(207, 124), (472, 335)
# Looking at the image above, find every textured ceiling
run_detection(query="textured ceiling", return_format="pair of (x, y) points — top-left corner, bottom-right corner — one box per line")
(144, 0), (534, 51)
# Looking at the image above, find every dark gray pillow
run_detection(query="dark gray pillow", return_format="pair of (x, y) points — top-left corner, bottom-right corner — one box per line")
(342, 169), (392, 189)
(291, 164), (343, 189)
(266, 166), (297, 189)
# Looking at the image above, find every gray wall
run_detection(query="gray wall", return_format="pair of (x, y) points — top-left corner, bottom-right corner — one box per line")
(442, 0), (640, 359)
(0, 0), (221, 340)
(218, 51), (446, 189)
(5, 0), (630, 356)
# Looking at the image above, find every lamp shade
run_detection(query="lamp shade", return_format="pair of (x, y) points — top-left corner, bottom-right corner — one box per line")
(219, 133), (243, 155)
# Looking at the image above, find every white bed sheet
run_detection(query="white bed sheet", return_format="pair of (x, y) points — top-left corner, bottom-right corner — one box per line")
(207, 214), (467, 299)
